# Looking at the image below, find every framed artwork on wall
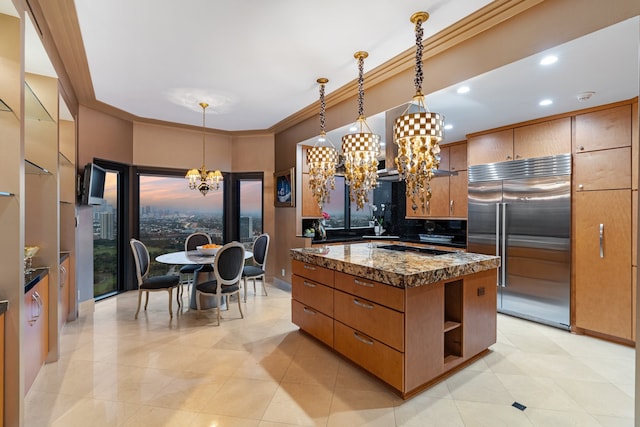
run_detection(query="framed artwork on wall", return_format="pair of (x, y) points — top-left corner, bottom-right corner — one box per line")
(274, 168), (295, 207)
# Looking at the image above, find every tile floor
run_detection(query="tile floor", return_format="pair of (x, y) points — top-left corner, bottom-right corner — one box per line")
(25, 282), (635, 426)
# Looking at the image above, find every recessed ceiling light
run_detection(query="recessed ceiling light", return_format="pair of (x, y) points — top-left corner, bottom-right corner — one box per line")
(348, 125), (358, 132)
(540, 55), (558, 66)
(444, 124), (453, 130)
(539, 99), (553, 106)
(456, 86), (470, 94)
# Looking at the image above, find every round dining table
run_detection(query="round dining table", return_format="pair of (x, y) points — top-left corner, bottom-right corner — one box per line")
(156, 249), (253, 310)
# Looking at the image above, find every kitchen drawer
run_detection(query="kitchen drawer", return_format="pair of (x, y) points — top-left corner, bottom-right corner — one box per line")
(292, 299), (333, 347)
(334, 289), (404, 351)
(292, 274), (333, 316)
(334, 320), (403, 391)
(292, 260), (334, 287)
(335, 271), (404, 312)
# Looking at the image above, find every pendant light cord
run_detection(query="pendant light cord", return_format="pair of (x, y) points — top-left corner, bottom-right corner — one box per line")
(357, 54), (365, 118)
(414, 17), (424, 94)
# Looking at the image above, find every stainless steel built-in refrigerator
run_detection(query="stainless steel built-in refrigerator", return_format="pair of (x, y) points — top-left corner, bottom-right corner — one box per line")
(467, 154), (571, 329)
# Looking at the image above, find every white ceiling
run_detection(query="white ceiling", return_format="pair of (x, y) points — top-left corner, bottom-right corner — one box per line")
(2, 1), (638, 143)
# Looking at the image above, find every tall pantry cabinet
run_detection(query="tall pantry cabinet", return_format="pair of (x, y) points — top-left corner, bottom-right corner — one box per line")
(0, 6), (77, 425)
(574, 102), (636, 342)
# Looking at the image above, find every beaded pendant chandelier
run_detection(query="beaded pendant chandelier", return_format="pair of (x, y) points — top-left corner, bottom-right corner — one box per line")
(185, 102), (223, 196)
(394, 12), (444, 209)
(306, 78), (338, 211)
(341, 51), (380, 210)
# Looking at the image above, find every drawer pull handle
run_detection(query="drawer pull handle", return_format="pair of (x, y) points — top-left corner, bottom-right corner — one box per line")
(302, 307), (316, 315)
(353, 298), (374, 309)
(353, 332), (374, 345)
(303, 281), (316, 288)
(354, 279), (373, 288)
(303, 265), (316, 271)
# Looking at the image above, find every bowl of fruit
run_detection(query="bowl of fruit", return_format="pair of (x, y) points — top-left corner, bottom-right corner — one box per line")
(196, 243), (221, 256)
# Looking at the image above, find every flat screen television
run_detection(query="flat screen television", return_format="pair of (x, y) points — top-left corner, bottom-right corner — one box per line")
(80, 162), (106, 205)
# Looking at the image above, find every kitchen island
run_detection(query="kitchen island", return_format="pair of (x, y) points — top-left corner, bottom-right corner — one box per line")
(290, 243), (500, 399)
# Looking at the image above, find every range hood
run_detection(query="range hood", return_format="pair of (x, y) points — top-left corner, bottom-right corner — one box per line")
(377, 105), (455, 181)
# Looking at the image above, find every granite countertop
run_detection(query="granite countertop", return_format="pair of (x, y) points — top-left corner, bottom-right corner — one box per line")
(290, 243), (500, 289)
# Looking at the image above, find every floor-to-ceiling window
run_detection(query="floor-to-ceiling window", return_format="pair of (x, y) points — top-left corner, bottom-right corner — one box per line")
(137, 171), (225, 276)
(238, 177), (263, 247)
(93, 160), (129, 299)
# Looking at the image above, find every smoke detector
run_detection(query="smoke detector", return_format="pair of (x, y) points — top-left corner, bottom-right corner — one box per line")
(577, 91), (595, 102)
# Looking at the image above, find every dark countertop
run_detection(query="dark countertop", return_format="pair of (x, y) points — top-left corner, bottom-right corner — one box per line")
(0, 300), (7, 315)
(60, 252), (70, 263)
(25, 267), (49, 294)
(301, 234), (466, 249)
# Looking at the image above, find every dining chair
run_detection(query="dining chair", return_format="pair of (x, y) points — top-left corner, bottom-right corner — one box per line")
(179, 232), (212, 301)
(195, 241), (245, 326)
(242, 233), (270, 302)
(130, 238), (181, 319)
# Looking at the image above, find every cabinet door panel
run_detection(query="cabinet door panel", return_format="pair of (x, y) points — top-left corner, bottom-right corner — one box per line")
(301, 173), (322, 217)
(514, 117), (571, 159)
(291, 299), (333, 347)
(575, 190), (632, 339)
(449, 143), (467, 171)
(427, 176), (449, 217)
(292, 275), (333, 316)
(334, 289), (404, 351)
(449, 171), (468, 218)
(292, 260), (334, 286)
(438, 146), (450, 171)
(574, 147), (631, 191)
(467, 129), (513, 166)
(575, 105), (631, 152)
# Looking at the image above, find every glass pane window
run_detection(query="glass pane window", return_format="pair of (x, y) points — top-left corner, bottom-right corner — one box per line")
(239, 179), (263, 249)
(322, 176), (345, 229)
(93, 170), (118, 297)
(139, 174), (224, 276)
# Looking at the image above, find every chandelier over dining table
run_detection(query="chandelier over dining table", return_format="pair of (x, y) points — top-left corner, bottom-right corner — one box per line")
(185, 102), (223, 196)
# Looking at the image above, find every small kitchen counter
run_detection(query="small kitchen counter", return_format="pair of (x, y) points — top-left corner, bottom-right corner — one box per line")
(24, 267), (49, 293)
(290, 243), (499, 288)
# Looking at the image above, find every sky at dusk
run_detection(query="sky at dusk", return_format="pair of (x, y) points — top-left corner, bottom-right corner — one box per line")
(103, 173), (263, 214)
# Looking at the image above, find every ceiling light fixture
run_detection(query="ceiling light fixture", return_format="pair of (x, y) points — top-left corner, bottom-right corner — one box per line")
(539, 99), (553, 106)
(394, 11), (444, 210)
(306, 78), (339, 211)
(341, 51), (380, 210)
(540, 55), (558, 65)
(457, 86), (470, 94)
(185, 102), (223, 196)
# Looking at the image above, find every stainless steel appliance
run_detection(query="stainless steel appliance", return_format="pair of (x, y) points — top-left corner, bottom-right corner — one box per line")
(467, 154), (571, 329)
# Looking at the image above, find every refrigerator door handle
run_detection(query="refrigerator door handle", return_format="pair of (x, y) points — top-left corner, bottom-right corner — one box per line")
(502, 203), (507, 287)
(599, 223), (604, 258)
(495, 202), (501, 286)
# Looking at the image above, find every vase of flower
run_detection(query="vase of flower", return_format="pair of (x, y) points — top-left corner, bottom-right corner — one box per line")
(317, 220), (327, 241)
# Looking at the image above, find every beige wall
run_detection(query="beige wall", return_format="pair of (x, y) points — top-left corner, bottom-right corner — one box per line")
(133, 122), (233, 170)
(78, 105), (133, 169)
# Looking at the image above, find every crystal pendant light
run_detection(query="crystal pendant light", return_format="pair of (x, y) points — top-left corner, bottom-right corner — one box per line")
(306, 78), (338, 211)
(394, 12), (444, 210)
(185, 102), (223, 196)
(341, 51), (380, 210)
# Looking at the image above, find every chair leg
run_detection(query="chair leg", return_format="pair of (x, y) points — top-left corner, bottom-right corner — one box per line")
(237, 292), (244, 319)
(196, 290), (202, 311)
(243, 277), (247, 303)
(135, 289), (143, 319)
(144, 291), (149, 310)
(261, 276), (268, 296)
(216, 295), (222, 326)
(168, 288), (173, 318)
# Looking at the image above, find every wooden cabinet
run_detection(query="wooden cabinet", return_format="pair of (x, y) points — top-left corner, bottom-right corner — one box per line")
(513, 118), (571, 159)
(575, 190), (632, 340)
(574, 105), (631, 153)
(574, 147), (631, 192)
(301, 173), (322, 217)
(406, 143), (468, 219)
(291, 260), (334, 346)
(24, 275), (49, 393)
(467, 118), (571, 166)
(291, 256), (497, 398)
